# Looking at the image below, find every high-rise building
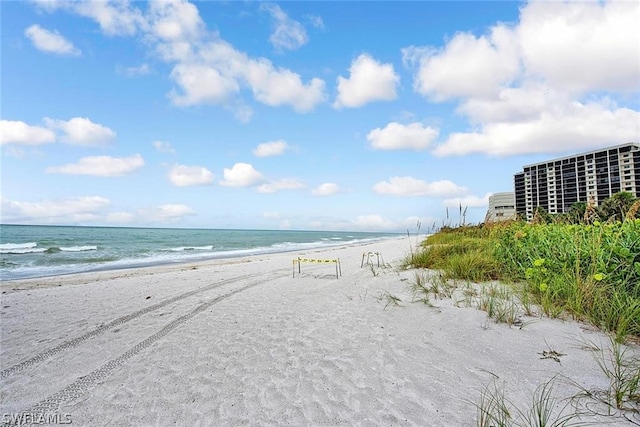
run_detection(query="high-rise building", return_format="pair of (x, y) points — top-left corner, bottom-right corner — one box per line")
(514, 143), (640, 221)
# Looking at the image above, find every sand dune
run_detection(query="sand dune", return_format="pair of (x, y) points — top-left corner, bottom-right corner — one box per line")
(1, 237), (638, 426)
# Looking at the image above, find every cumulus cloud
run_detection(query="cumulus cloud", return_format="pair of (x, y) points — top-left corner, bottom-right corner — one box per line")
(46, 154), (145, 177)
(151, 5), (325, 112)
(405, 0), (640, 157)
(367, 122), (439, 151)
(166, 40), (326, 112)
(0, 120), (56, 145)
(43, 117), (116, 146)
(219, 163), (265, 187)
(312, 183), (340, 196)
(373, 176), (467, 197)
(1, 195), (110, 224)
(334, 54), (399, 108)
(55, 0), (146, 36)
(518, 0), (640, 93)
(36, 0), (327, 114)
(1, 117), (118, 147)
(169, 63), (240, 106)
(148, 0), (204, 42)
(403, 25), (519, 101)
(244, 58), (327, 112)
(168, 164), (214, 187)
(25, 24), (81, 56)
(261, 3), (308, 51)
(252, 140), (289, 157)
(257, 178), (305, 194)
(434, 100), (640, 157)
(443, 193), (492, 208)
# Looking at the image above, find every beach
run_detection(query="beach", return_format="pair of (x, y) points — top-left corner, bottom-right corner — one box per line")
(1, 236), (638, 426)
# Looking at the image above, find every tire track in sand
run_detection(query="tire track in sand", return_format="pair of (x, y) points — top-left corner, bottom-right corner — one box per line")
(1, 269), (284, 379)
(7, 278), (265, 422)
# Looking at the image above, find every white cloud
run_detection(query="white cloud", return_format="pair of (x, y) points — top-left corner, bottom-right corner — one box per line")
(244, 58), (327, 113)
(252, 140), (289, 157)
(373, 176), (467, 197)
(261, 3), (308, 51)
(518, 0), (640, 94)
(38, 0), (327, 114)
(456, 82), (560, 124)
(25, 24), (80, 56)
(312, 183), (340, 196)
(44, 117), (116, 146)
(405, 0), (640, 158)
(69, 0), (146, 36)
(257, 178), (305, 194)
(1, 195), (110, 224)
(168, 44), (326, 112)
(0, 120), (56, 145)
(434, 100), (640, 157)
(2, 196), (193, 225)
(155, 14), (325, 112)
(443, 193), (492, 208)
(404, 24), (519, 101)
(169, 63), (239, 106)
(220, 163), (265, 187)
(334, 54), (399, 109)
(152, 140), (175, 153)
(148, 0), (204, 41)
(46, 154), (145, 177)
(33, 0), (145, 36)
(168, 164), (214, 187)
(367, 122), (439, 151)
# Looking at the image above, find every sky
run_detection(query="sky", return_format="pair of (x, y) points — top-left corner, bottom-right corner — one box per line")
(1, 0), (639, 232)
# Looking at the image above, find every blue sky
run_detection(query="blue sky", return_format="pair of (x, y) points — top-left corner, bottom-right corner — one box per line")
(1, 0), (639, 232)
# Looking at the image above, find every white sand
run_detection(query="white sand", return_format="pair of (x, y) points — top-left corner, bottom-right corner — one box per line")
(1, 237), (638, 426)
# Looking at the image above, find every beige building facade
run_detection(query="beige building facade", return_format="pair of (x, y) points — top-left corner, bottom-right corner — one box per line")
(485, 192), (516, 222)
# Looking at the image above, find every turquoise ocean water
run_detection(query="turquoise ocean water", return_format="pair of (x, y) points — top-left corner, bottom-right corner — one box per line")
(0, 225), (401, 281)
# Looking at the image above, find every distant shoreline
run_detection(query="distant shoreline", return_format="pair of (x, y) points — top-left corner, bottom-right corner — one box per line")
(0, 236), (409, 288)
(1, 224), (406, 282)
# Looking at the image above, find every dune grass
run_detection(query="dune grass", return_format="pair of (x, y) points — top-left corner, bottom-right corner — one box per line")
(474, 376), (587, 427)
(403, 219), (640, 341)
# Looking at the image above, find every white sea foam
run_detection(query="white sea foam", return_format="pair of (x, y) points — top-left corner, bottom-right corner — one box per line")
(0, 244), (97, 254)
(0, 242), (38, 250)
(0, 242), (47, 254)
(59, 246), (98, 252)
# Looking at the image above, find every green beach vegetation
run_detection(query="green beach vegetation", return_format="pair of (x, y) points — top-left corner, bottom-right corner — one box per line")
(404, 192), (640, 342)
(403, 192), (640, 424)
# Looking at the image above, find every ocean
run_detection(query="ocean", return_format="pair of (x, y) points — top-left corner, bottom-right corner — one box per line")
(0, 224), (401, 281)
